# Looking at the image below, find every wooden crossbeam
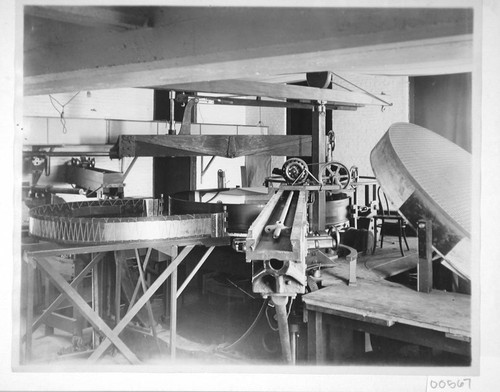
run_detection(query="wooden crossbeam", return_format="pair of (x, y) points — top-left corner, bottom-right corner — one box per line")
(87, 245), (195, 362)
(24, 8), (472, 95)
(176, 246), (215, 298)
(111, 135), (312, 159)
(36, 256), (141, 364)
(28, 252), (105, 336)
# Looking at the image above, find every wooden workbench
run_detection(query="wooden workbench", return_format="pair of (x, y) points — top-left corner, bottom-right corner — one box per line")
(302, 251), (471, 364)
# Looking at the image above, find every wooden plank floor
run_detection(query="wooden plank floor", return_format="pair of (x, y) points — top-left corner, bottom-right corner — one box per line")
(362, 236), (418, 278)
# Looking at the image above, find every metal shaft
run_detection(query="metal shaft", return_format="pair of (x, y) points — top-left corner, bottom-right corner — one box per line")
(169, 90), (176, 135)
(271, 296), (292, 364)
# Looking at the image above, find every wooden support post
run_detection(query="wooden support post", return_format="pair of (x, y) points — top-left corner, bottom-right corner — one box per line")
(418, 220), (433, 293)
(28, 253), (105, 337)
(91, 254), (100, 349)
(306, 309), (326, 364)
(43, 276), (54, 336)
(164, 258), (171, 322)
(114, 256), (122, 325)
(24, 256), (35, 364)
(313, 311), (326, 364)
(311, 102), (327, 232)
(134, 249), (158, 340)
(170, 245), (178, 360)
(126, 248), (152, 314)
(73, 257), (86, 342)
(87, 245), (194, 363)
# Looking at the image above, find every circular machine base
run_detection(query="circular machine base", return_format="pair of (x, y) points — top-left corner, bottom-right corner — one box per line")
(29, 198), (223, 245)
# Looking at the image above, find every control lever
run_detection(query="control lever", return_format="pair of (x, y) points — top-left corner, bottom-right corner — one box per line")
(265, 191), (294, 239)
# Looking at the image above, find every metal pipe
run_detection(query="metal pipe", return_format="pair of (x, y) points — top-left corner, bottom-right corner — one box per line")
(290, 331), (297, 365)
(169, 90), (176, 135)
(217, 169), (226, 188)
(26, 185), (84, 195)
(23, 151), (111, 157)
(271, 296), (292, 364)
(185, 95), (359, 111)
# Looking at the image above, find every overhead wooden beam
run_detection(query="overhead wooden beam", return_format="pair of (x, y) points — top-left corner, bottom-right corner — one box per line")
(25, 6), (150, 31)
(110, 135), (312, 159)
(157, 79), (385, 106)
(24, 8), (472, 95)
(24, 35), (472, 96)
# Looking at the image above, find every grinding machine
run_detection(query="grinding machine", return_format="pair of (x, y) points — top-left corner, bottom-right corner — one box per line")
(168, 156), (359, 363)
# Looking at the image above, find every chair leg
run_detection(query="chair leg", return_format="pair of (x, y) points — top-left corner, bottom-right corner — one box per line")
(402, 226), (410, 251)
(398, 221), (405, 257)
(380, 219), (385, 249)
(372, 218), (378, 254)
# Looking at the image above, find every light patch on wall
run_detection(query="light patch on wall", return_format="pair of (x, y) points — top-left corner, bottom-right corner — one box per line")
(332, 73), (409, 177)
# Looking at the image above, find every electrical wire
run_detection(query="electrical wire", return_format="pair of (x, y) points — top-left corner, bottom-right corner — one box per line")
(219, 298), (269, 351)
(48, 91), (81, 134)
(225, 277), (256, 299)
(265, 303), (279, 332)
(204, 191), (221, 203)
(286, 297), (294, 317)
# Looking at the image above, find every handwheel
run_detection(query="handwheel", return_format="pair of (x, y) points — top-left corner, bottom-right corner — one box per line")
(320, 161), (350, 189)
(282, 158), (309, 185)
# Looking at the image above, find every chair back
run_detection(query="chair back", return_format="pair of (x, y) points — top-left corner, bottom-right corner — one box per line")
(377, 186), (393, 215)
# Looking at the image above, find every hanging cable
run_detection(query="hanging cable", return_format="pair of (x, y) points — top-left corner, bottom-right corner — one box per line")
(287, 297), (294, 317)
(225, 277), (256, 299)
(265, 303), (279, 332)
(48, 91), (81, 134)
(219, 298), (269, 351)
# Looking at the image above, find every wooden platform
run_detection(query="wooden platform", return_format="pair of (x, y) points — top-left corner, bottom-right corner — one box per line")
(302, 246), (471, 363)
(304, 278), (470, 337)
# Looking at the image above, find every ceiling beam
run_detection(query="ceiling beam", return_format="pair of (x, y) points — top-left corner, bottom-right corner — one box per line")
(24, 8), (472, 95)
(158, 79), (387, 106)
(24, 34), (472, 96)
(25, 6), (150, 31)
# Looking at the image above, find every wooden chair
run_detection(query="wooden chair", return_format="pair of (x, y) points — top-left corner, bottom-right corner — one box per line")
(372, 187), (409, 257)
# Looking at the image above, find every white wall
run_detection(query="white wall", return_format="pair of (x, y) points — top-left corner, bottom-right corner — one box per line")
(245, 103), (287, 186)
(194, 101), (286, 189)
(195, 103), (253, 189)
(331, 73), (409, 177)
(21, 88), (158, 198)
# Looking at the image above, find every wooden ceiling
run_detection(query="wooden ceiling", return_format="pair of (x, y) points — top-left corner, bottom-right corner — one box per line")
(23, 6), (473, 97)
